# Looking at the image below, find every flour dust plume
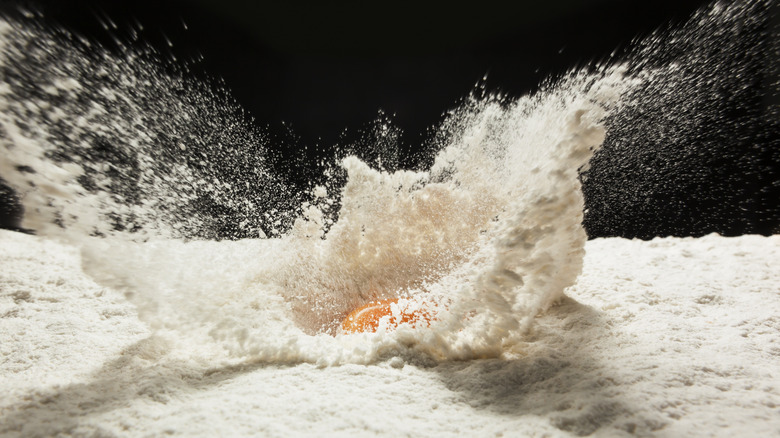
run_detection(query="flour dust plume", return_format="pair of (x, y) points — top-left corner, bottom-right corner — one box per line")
(0, 0), (773, 365)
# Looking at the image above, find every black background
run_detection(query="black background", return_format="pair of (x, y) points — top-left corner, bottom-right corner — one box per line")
(1, 0), (777, 238)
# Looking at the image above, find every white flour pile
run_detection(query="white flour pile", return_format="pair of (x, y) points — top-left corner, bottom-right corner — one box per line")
(1, 230), (778, 437)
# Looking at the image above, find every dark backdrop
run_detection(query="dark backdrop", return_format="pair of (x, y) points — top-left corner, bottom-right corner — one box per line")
(1, 0), (777, 238)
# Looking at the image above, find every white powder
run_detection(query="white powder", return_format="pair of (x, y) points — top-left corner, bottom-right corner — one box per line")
(0, 11), (632, 362)
(0, 1), (777, 435)
(2, 231), (778, 437)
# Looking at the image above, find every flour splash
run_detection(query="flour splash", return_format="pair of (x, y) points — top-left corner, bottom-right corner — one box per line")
(0, 0), (771, 364)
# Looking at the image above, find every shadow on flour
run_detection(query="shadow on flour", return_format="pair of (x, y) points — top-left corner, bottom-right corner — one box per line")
(433, 297), (666, 436)
(0, 298), (668, 436)
(0, 337), (276, 437)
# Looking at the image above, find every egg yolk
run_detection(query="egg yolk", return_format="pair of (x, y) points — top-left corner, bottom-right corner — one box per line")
(341, 298), (436, 333)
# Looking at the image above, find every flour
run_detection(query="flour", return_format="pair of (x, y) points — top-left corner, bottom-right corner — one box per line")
(2, 231), (778, 436)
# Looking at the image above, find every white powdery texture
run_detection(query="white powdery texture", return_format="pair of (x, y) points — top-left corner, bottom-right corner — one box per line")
(1, 230), (778, 437)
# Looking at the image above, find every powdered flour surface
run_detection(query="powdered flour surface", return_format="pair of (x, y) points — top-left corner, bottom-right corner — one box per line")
(2, 230), (777, 437)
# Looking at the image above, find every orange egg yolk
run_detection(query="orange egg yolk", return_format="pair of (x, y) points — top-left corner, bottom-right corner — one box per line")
(341, 298), (437, 333)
